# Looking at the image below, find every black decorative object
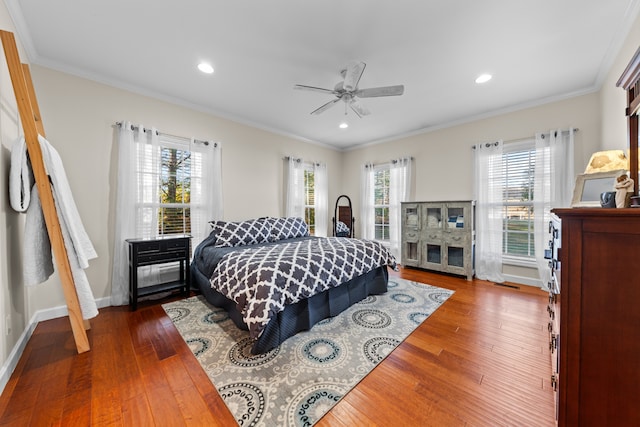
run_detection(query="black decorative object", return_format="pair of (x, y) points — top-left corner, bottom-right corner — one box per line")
(600, 191), (616, 208)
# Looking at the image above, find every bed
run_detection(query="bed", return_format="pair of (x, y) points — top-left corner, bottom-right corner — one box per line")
(190, 216), (397, 354)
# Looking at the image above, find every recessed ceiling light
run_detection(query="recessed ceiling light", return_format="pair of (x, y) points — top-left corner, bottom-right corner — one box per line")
(198, 62), (214, 74)
(339, 122), (349, 129)
(475, 74), (492, 84)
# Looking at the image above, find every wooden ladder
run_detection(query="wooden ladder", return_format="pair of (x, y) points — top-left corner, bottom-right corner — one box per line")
(0, 30), (90, 353)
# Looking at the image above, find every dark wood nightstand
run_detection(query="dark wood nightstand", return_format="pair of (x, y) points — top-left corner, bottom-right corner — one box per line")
(126, 235), (191, 310)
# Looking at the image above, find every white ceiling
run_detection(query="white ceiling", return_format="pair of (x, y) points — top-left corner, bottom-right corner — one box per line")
(6, 0), (640, 150)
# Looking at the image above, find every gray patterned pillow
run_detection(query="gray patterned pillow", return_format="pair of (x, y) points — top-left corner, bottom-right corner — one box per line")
(269, 217), (310, 241)
(212, 218), (272, 247)
(336, 221), (350, 233)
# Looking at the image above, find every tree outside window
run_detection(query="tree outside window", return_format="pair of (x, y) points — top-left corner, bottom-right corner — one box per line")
(159, 147), (191, 235)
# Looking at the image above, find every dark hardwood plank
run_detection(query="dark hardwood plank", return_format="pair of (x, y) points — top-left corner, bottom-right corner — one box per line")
(0, 268), (555, 426)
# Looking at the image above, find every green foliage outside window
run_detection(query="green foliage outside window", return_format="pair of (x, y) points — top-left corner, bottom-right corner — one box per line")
(159, 147), (191, 235)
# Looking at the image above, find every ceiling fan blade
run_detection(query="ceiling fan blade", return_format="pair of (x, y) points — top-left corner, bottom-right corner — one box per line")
(311, 98), (341, 115)
(355, 85), (405, 98)
(342, 61), (366, 92)
(349, 98), (371, 117)
(294, 84), (337, 95)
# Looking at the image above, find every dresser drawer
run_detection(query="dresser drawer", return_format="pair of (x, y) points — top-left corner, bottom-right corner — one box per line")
(404, 230), (420, 241)
(443, 232), (468, 246)
(424, 230), (442, 241)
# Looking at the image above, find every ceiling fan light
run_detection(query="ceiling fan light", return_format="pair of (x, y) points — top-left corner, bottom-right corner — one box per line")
(198, 62), (214, 74)
(475, 73), (492, 84)
(339, 122), (349, 129)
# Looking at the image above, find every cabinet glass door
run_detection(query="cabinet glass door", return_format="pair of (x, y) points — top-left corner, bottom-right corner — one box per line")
(447, 246), (465, 268)
(404, 206), (420, 229)
(403, 241), (420, 266)
(425, 243), (442, 266)
(444, 203), (468, 231)
(425, 206), (443, 229)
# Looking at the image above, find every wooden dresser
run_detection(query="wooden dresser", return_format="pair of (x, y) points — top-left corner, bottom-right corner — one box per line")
(551, 208), (640, 426)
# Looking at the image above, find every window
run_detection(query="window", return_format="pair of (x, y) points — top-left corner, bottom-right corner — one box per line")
(502, 141), (535, 258)
(137, 136), (203, 238)
(159, 146), (191, 235)
(373, 166), (390, 241)
(303, 166), (316, 235)
(474, 129), (573, 282)
(286, 158), (327, 237)
(128, 129), (221, 251)
(361, 158), (411, 252)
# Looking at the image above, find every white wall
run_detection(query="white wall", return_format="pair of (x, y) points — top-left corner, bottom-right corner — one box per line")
(601, 11), (640, 150)
(0, 3), (28, 371)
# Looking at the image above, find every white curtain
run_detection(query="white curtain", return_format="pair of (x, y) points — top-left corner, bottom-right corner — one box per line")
(389, 157), (412, 259)
(534, 128), (574, 289)
(285, 157), (305, 218)
(110, 122), (136, 305)
(190, 139), (223, 250)
(111, 122), (160, 305)
(360, 162), (375, 239)
(473, 141), (505, 283)
(314, 162), (328, 237)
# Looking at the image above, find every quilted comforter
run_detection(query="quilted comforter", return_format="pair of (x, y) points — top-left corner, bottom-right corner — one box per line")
(209, 237), (397, 339)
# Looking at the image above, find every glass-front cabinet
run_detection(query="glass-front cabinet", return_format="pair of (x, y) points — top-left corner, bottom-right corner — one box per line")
(401, 201), (475, 280)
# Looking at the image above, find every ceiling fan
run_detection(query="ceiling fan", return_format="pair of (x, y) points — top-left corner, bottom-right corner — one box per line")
(294, 61), (404, 117)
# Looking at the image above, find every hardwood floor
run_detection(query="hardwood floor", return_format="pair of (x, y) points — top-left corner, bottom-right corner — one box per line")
(0, 268), (556, 426)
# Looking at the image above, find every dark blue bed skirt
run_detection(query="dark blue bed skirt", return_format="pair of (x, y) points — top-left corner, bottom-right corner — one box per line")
(190, 261), (389, 354)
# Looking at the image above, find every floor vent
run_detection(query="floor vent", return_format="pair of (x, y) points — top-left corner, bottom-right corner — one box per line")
(494, 282), (520, 290)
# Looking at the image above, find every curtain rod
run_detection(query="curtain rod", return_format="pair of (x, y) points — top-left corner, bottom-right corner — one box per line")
(472, 127), (579, 149)
(115, 121), (214, 147)
(283, 156), (324, 166)
(364, 156), (413, 168)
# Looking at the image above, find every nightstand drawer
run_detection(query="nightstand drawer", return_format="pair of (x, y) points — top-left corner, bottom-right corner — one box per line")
(135, 238), (189, 254)
(135, 241), (162, 253)
(136, 249), (187, 265)
(166, 238), (189, 250)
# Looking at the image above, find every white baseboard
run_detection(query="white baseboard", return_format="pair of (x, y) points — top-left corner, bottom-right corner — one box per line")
(0, 296), (112, 394)
(503, 273), (543, 289)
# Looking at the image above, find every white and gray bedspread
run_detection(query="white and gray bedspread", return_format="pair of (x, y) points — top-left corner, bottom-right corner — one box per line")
(209, 237), (397, 339)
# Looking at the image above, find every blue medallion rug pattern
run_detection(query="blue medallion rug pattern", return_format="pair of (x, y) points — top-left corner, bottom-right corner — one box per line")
(163, 278), (453, 426)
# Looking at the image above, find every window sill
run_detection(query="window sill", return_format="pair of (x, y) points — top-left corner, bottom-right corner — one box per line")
(503, 255), (537, 268)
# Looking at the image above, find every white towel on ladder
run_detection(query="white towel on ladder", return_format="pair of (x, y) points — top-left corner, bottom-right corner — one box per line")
(9, 135), (98, 320)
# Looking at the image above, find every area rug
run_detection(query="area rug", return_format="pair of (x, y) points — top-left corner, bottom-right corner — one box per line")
(163, 278), (453, 426)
